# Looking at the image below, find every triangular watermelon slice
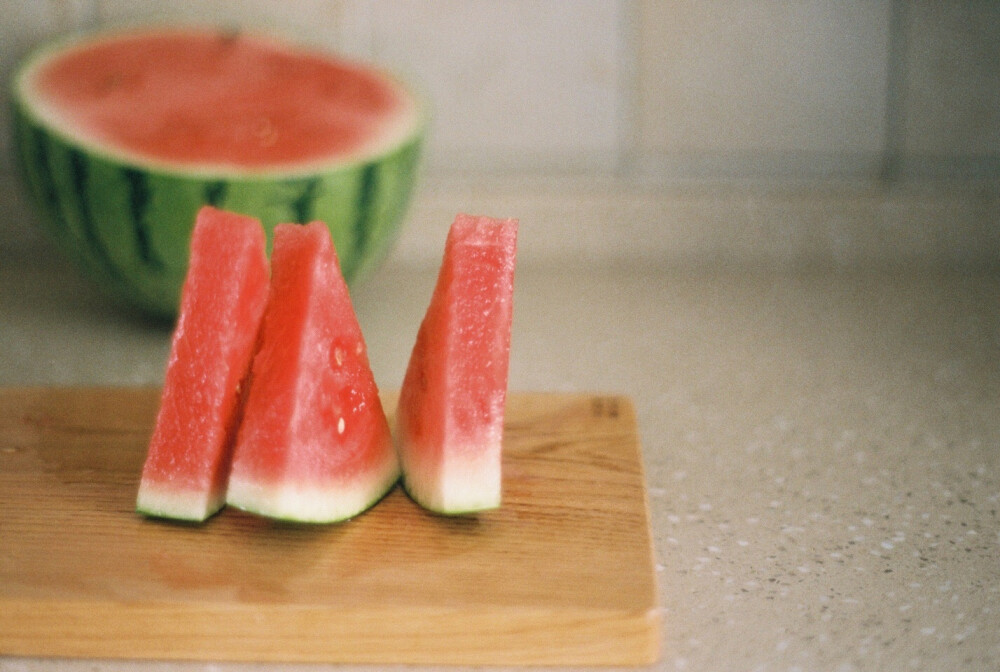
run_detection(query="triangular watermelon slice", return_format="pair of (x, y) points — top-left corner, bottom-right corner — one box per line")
(136, 206), (270, 521)
(225, 222), (399, 523)
(395, 214), (518, 514)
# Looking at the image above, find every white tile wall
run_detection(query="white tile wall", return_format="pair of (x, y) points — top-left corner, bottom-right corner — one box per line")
(900, 2), (1000, 177)
(365, 0), (627, 174)
(0, 0), (94, 172)
(95, 0), (370, 54)
(637, 0), (892, 180)
(1, 0), (998, 182)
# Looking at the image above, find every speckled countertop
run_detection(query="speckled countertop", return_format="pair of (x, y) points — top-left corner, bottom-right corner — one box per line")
(2, 219), (999, 671)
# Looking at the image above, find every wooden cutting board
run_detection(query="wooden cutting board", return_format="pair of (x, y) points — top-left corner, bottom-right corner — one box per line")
(0, 387), (660, 666)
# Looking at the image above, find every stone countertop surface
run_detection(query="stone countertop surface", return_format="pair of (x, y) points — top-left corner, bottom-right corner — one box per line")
(1, 237), (999, 671)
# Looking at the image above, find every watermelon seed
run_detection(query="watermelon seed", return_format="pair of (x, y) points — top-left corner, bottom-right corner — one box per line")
(338, 417), (346, 434)
(334, 347), (344, 366)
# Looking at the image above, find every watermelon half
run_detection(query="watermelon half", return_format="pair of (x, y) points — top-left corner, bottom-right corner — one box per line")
(226, 222), (399, 523)
(395, 214), (519, 514)
(136, 206), (269, 521)
(11, 26), (424, 318)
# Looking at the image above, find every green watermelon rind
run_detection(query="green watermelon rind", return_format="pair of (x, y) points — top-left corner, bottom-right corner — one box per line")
(10, 29), (425, 320)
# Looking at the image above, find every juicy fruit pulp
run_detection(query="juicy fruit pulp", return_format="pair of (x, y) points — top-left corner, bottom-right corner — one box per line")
(136, 206), (269, 521)
(226, 222), (399, 522)
(395, 214), (519, 514)
(24, 28), (418, 172)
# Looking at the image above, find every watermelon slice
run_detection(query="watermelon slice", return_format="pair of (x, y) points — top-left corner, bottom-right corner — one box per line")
(395, 214), (519, 514)
(226, 222), (399, 523)
(12, 26), (424, 318)
(136, 206), (269, 521)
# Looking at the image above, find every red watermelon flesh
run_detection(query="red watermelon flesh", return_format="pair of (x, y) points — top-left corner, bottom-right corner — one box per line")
(395, 214), (518, 514)
(27, 27), (418, 172)
(136, 206), (269, 521)
(226, 222), (399, 522)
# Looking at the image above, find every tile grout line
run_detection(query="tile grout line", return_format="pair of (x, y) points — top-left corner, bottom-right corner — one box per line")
(880, 0), (909, 187)
(615, 0), (642, 181)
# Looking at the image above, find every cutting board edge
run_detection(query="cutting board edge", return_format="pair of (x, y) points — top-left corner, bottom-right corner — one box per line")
(0, 597), (662, 665)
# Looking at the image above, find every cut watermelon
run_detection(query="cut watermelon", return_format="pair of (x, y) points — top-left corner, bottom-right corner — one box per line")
(395, 214), (519, 514)
(136, 206), (269, 521)
(226, 222), (399, 522)
(12, 26), (424, 318)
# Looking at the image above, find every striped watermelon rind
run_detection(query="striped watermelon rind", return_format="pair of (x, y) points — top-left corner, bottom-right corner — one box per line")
(10, 28), (425, 319)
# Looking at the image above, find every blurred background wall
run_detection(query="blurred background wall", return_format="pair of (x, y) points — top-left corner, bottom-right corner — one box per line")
(2, 0), (999, 269)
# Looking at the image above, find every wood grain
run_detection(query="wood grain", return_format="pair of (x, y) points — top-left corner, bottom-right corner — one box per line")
(0, 387), (660, 665)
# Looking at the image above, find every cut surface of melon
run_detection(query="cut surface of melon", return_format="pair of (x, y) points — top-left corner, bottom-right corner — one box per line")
(226, 221), (399, 523)
(136, 206), (269, 521)
(395, 213), (518, 515)
(17, 27), (422, 175)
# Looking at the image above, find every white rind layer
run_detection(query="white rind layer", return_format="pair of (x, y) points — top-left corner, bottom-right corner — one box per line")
(400, 440), (502, 515)
(135, 482), (225, 522)
(225, 460), (400, 523)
